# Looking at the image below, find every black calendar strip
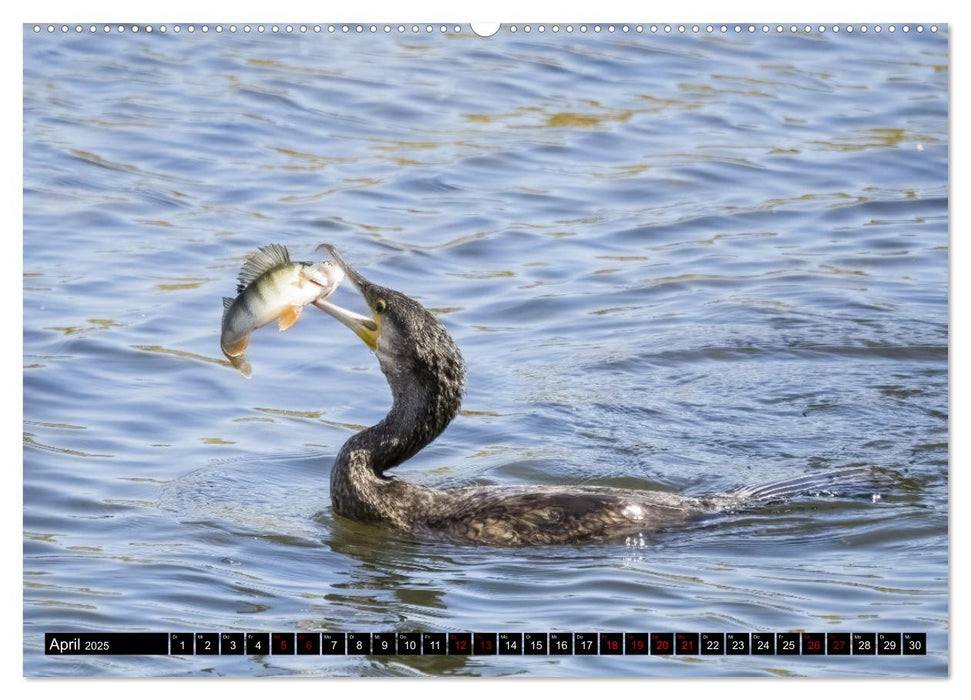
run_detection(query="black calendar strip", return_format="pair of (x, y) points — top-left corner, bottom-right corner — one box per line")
(45, 632), (927, 656)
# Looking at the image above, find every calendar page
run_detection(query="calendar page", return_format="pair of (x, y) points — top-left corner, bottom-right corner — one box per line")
(23, 20), (948, 678)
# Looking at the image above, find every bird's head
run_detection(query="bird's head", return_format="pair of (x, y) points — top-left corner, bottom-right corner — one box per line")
(313, 245), (466, 400)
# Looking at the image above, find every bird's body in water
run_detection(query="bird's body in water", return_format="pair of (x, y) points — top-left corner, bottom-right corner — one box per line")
(313, 246), (879, 546)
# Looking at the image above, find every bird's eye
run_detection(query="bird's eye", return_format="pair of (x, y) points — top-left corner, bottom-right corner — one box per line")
(375, 299), (387, 314)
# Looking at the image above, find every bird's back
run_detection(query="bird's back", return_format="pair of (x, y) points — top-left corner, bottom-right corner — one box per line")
(416, 485), (708, 546)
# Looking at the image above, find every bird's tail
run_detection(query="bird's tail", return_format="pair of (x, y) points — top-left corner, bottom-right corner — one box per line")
(706, 465), (890, 511)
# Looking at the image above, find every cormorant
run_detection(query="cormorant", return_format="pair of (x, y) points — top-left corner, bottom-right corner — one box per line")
(312, 245), (876, 546)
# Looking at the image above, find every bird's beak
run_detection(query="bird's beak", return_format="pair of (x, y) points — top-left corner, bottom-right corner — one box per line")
(313, 299), (379, 349)
(313, 244), (379, 350)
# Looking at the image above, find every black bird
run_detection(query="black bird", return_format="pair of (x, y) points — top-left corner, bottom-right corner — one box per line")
(313, 245), (877, 546)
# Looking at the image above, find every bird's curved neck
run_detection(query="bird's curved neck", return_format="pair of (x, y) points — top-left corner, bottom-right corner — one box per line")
(330, 360), (464, 523)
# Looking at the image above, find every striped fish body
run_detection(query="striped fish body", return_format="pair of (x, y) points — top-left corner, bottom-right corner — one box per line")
(221, 244), (343, 358)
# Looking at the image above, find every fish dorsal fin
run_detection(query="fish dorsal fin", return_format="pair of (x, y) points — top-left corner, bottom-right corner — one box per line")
(236, 244), (290, 293)
(222, 296), (234, 322)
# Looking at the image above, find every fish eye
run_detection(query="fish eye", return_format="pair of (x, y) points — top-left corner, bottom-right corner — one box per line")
(375, 299), (387, 314)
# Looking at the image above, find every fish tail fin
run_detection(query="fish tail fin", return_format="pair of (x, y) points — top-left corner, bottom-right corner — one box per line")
(229, 354), (253, 379)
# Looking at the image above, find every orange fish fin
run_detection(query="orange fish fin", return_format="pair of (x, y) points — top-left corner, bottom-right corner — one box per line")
(222, 335), (249, 357)
(278, 305), (302, 331)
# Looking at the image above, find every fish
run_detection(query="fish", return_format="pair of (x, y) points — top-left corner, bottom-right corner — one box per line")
(220, 244), (344, 360)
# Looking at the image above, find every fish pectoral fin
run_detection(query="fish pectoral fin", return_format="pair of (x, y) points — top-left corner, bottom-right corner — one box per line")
(222, 335), (249, 357)
(278, 305), (302, 331)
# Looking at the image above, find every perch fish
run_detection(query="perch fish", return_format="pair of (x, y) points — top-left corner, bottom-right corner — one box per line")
(221, 244), (344, 359)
